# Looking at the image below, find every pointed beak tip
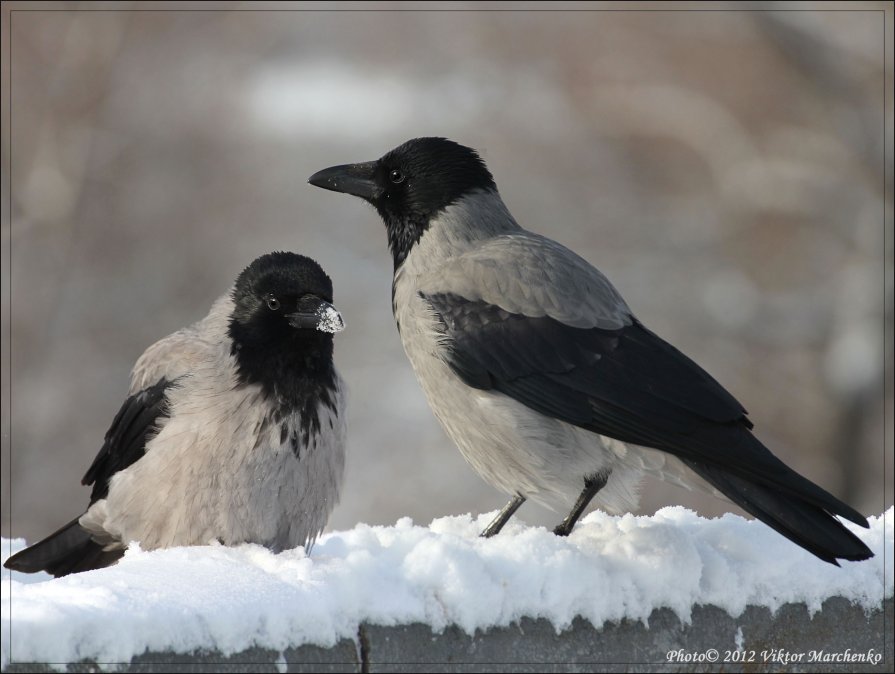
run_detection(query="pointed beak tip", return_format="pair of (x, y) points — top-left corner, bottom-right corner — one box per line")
(307, 170), (328, 188)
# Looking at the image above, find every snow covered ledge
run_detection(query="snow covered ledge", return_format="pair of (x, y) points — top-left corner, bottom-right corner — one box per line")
(2, 508), (891, 672)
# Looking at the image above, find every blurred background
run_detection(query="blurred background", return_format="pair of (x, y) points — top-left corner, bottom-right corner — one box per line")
(2, 2), (892, 544)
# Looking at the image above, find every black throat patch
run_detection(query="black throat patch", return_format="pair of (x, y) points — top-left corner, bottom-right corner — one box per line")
(229, 323), (339, 454)
(381, 209), (430, 272)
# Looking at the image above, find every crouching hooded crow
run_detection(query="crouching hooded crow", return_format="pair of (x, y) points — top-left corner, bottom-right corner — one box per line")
(309, 137), (872, 566)
(5, 252), (347, 576)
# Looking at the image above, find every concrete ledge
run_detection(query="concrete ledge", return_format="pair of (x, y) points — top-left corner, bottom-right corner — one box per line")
(3, 598), (891, 673)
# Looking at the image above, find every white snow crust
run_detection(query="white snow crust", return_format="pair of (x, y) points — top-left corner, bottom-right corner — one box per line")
(3, 507), (891, 668)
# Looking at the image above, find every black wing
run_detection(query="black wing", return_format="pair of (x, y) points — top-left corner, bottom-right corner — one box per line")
(82, 377), (177, 503)
(424, 292), (871, 563)
(5, 377), (178, 576)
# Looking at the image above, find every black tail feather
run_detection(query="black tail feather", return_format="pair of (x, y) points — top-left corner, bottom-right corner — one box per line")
(687, 461), (874, 565)
(4, 517), (124, 577)
(689, 427), (872, 529)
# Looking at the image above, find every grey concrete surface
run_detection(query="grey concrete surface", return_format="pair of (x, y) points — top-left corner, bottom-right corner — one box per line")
(3, 598), (891, 673)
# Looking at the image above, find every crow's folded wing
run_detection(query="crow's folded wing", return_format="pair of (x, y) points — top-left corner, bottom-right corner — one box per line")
(421, 290), (867, 529)
(82, 377), (178, 503)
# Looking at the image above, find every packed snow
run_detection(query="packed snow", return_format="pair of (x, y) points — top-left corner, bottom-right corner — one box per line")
(2, 507), (891, 668)
(314, 304), (345, 334)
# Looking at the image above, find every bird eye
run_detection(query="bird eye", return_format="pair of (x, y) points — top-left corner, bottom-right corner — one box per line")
(389, 168), (405, 184)
(266, 296), (280, 311)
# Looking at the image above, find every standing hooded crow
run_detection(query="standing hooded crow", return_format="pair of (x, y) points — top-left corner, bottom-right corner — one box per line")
(5, 252), (347, 576)
(309, 137), (871, 565)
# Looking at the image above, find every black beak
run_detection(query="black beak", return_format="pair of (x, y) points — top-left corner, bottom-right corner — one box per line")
(287, 299), (345, 334)
(308, 161), (381, 201)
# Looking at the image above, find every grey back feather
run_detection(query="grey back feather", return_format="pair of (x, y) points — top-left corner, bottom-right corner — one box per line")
(411, 194), (632, 330)
(130, 294), (234, 394)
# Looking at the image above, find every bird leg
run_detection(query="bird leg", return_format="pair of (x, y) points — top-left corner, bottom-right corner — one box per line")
(553, 473), (609, 537)
(480, 493), (526, 538)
